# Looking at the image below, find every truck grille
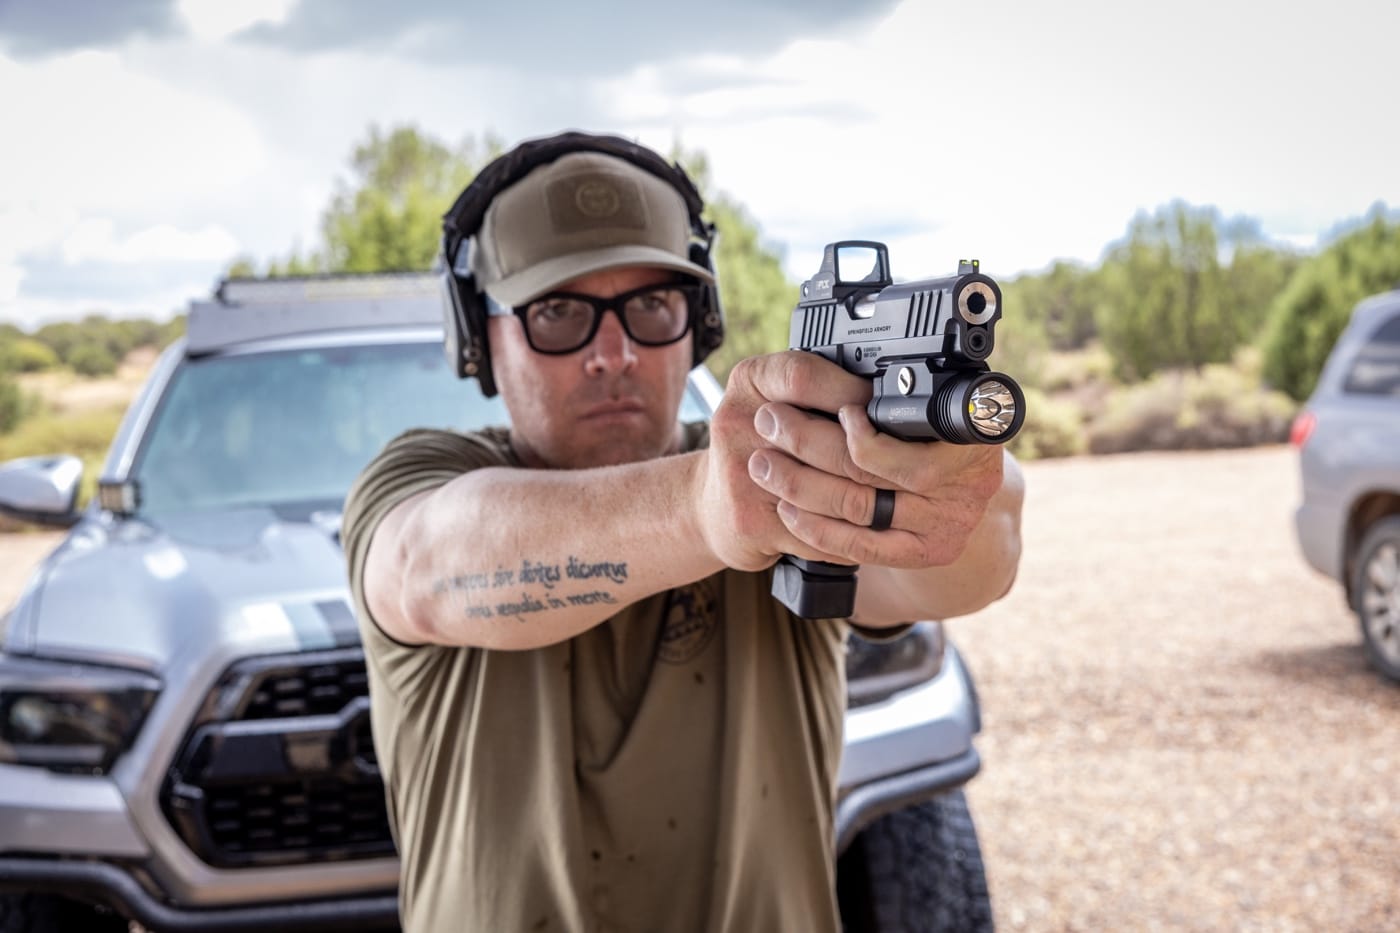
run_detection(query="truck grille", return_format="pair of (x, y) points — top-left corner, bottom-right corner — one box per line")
(161, 648), (393, 868)
(241, 659), (371, 720)
(205, 778), (389, 856)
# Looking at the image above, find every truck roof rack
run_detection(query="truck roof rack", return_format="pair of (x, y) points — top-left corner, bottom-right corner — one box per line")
(185, 272), (443, 355)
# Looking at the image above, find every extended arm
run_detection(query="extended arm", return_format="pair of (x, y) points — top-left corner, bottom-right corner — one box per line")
(360, 354), (875, 649)
(362, 350), (1018, 647)
(362, 451), (723, 650)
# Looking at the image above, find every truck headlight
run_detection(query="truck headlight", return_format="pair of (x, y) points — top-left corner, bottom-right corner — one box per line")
(0, 653), (160, 775)
(845, 621), (946, 708)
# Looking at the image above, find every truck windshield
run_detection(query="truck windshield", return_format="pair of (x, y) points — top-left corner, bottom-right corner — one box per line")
(134, 341), (509, 514)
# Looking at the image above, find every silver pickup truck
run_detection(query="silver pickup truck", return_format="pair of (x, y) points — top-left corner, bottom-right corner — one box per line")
(0, 274), (990, 932)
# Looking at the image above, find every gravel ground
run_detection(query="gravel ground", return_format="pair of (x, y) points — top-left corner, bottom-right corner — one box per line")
(2, 445), (1395, 930)
(952, 445), (1398, 932)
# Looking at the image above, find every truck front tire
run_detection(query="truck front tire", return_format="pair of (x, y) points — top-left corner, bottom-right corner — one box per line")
(837, 789), (994, 933)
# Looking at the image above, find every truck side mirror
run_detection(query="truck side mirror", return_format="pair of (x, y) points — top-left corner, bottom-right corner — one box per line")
(0, 455), (83, 528)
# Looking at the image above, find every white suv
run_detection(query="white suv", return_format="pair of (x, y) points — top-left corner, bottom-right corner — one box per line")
(1292, 287), (1400, 682)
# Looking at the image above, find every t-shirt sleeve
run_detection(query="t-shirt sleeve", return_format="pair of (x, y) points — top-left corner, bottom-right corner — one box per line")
(341, 428), (512, 686)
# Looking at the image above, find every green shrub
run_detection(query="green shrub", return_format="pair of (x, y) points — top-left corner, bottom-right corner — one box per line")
(1040, 342), (1115, 394)
(1262, 208), (1400, 400)
(1002, 260), (1101, 352)
(0, 337), (62, 374)
(0, 406), (126, 509)
(984, 297), (1051, 395)
(0, 376), (22, 434)
(33, 321), (85, 363)
(1008, 388), (1086, 460)
(1086, 364), (1296, 454)
(66, 342), (119, 377)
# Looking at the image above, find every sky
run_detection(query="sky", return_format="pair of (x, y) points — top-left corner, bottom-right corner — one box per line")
(1, 0), (1396, 329)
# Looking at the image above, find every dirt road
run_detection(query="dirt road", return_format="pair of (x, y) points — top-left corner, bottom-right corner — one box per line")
(952, 445), (1397, 931)
(1, 446), (1395, 930)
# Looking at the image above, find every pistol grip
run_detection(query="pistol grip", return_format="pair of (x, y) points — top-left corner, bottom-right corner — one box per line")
(771, 556), (857, 619)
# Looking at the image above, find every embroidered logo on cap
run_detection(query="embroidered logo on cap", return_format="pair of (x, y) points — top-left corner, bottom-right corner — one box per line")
(546, 172), (647, 235)
(575, 180), (621, 218)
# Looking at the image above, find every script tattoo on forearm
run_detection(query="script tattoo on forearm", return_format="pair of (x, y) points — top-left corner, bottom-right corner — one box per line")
(430, 555), (631, 623)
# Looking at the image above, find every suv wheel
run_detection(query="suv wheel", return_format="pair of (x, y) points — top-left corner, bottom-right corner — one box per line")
(836, 789), (994, 933)
(0, 894), (129, 933)
(1354, 516), (1400, 682)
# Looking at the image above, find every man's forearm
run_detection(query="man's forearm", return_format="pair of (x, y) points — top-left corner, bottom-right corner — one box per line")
(366, 449), (724, 649)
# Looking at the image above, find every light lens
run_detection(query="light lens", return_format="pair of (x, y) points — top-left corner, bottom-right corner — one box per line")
(968, 379), (1018, 438)
(0, 654), (160, 775)
(97, 480), (140, 514)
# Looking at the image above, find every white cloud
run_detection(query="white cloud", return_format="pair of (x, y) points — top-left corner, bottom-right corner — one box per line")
(0, 49), (267, 220)
(0, 205), (79, 260)
(0, 204), (75, 311)
(602, 0), (1399, 278)
(176, 0), (298, 43)
(0, 264), (23, 304)
(60, 218), (240, 264)
(0, 45), (268, 326)
(1, 0), (1397, 326)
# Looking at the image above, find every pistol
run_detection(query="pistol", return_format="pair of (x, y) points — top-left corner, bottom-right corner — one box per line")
(770, 240), (1026, 619)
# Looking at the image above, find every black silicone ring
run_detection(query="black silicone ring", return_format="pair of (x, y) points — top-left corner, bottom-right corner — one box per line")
(870, 488), (896, 531)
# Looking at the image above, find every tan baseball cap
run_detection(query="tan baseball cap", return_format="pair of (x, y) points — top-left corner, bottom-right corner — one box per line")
(471, 150), (715, 308)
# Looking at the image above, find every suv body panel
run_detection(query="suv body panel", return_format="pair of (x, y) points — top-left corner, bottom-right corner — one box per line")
(1296, 292), (1400, 584)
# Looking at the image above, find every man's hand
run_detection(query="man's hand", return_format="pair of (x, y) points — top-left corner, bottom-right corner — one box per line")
(697, 351), (871, 572)
(697, 349), (1002, 565)
(750, 397), (1005, 571)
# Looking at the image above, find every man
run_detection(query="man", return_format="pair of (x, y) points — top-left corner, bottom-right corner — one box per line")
(342, 131), (1024, 932)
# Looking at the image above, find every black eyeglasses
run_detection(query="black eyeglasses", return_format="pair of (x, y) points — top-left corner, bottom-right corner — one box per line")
(491, 281), (703, 355)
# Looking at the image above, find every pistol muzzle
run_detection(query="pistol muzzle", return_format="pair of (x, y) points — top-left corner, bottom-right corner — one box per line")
(957, 281), (998, 325)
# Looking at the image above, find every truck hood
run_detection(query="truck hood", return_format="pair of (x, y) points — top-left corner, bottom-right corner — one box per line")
(16, 507), (359, 671)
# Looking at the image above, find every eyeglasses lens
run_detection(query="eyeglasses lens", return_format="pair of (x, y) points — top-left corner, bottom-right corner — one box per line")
(523, 286), (691, 353)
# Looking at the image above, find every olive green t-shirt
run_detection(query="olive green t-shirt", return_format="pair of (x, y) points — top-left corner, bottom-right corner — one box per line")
(343, 424), (850, 933)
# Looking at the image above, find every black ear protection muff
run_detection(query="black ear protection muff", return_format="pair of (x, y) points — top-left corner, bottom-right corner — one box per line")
(440, 130), (726, 397)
